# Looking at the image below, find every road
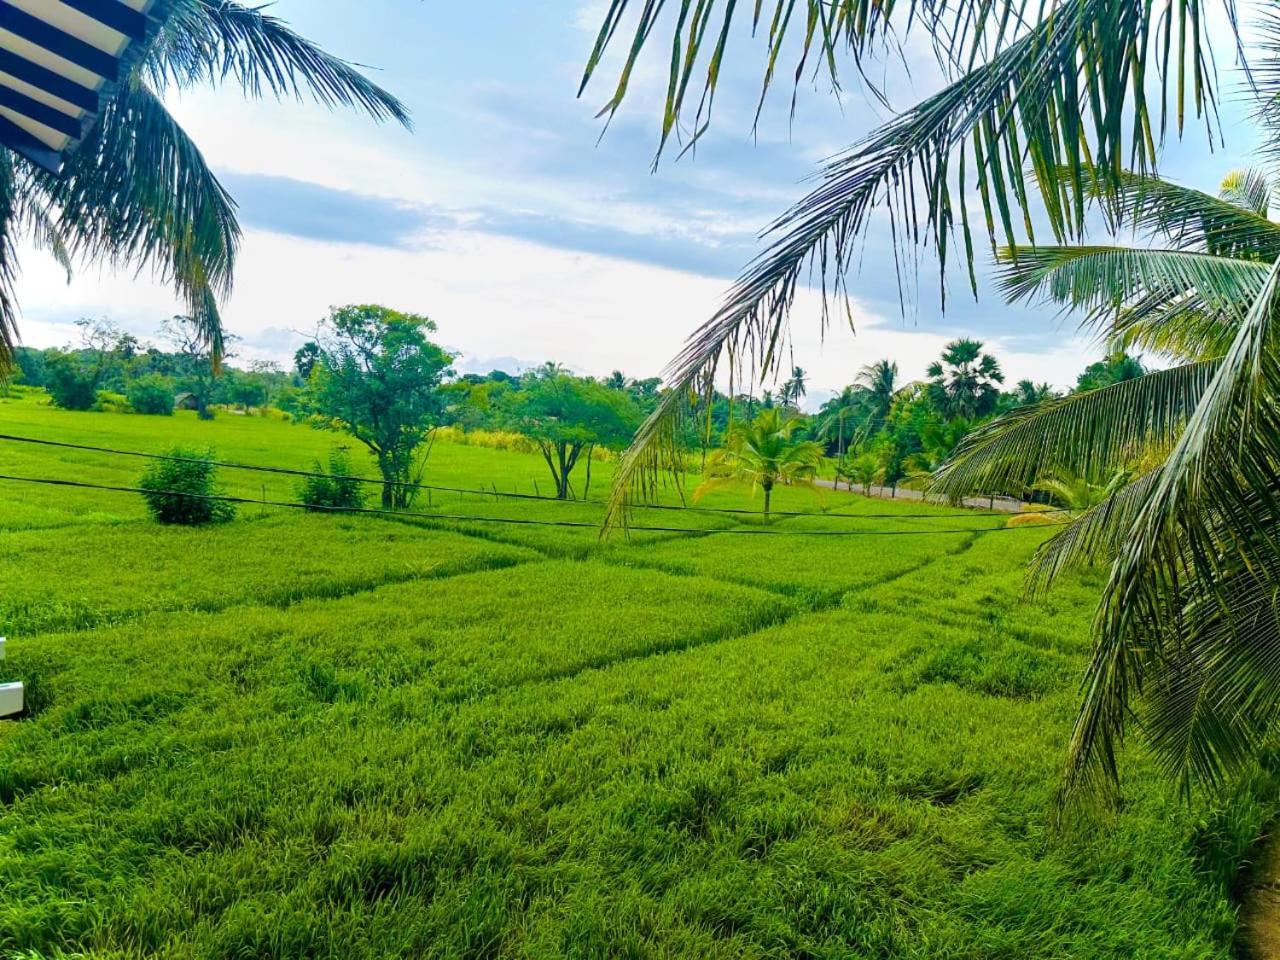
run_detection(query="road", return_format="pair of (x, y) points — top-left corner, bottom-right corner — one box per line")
(814, 478), (1028, 513)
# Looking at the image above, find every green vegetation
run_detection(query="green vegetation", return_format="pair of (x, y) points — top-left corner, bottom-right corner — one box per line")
(306, 305), (455, 508)
(0, 395), (1274, 957)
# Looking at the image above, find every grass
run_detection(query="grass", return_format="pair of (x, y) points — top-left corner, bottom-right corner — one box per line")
(0, 390), (1275, 958)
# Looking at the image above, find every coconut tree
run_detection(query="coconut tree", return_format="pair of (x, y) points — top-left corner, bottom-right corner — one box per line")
(929, 162), (1280, 800)
(926, 339), (1005, 419)
(781, 366), (808, 407)
(585, 0), (1240, 530)
(854, 359), (900, 437)
(0, 3), (408, 369)
(696, 407), (823, 517)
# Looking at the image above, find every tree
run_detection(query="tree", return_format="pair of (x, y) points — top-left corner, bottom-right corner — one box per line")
(502, 372), (642, 499)
(0, 6), (408, 371)
(604, 370), (627, 390)
(816, 386), (860, 460)
(1075, 353), (1146, 393)
(926, 339), (1005, 420)
(696, 408), (823, 517)
(162, 315), (234, 420)
(855, 359), (901, 438)
(44, 319), (133, 410)
(930, 163), (1280, 799)
(588, 1), (1240, 536)
(781, 366), (807, 407)
(308, 305), (454, 508)
(294, 342), (322, 381)
(1012, 380), (1057, 406)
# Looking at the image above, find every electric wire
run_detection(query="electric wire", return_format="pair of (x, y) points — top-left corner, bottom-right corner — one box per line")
(0, 473), (1067, 537)
(0, 433), (1025, 522)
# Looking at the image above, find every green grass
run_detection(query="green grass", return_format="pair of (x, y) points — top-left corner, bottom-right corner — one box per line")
(0, 391), (1274, 958)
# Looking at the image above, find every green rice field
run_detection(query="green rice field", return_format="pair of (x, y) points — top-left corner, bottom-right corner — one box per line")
(0, 390), (1276, 958)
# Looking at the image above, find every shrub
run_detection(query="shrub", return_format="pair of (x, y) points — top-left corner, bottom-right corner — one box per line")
(45, 354), (97, 410)
(139, 447), (236, 525)
(298, 448), (367, 512)
(128, 376), (175, 416)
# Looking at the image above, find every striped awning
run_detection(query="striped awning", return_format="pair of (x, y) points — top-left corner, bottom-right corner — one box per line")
(0, 0), (168, 172)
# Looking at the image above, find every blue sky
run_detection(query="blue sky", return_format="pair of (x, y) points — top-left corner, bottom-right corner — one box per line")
(14, 2), (1266, 402)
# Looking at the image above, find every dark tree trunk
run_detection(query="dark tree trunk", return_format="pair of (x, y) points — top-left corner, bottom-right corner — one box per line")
(763, 481), (773, 517)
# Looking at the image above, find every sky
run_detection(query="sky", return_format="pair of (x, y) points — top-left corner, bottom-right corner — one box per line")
(11, 2), (1267, 409)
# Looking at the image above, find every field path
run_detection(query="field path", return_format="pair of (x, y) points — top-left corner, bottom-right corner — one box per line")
(1242, 832), (1280, 959)
(815, 477), (1027, 512)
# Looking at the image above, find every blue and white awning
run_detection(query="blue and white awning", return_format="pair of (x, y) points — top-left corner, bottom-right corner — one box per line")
(0, 0), (167, 171)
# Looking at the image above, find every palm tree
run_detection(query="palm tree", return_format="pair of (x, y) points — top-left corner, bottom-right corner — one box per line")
(781, 366), (807, 407)
(929, 163), (1280, 800)
(605, 370), (628, 391)
(1014, 380), (1056, 406)
(926, 339), (1005, 419)
(588, 0), (1239, 530)
(816, 386), (860, 460)
(0, 4), (408, 369)
(854, 359), (900, 438)
(696, 408), (823, 517)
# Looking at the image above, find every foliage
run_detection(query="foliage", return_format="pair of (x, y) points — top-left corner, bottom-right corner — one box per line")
(298, 447), (366, 512)
(0, 397), (1273, 957)
(927, 339), (1005, 420)
(127, 375), (175, 416)
(932, 162), (1280, 801)
(307, 305), (454, 508)
(0, 5), (408, 371)
(697, 408), (823, 516)
(500, 371), (642, 499)
(43, 353), (99, 411)
(138, 446), (236, 525)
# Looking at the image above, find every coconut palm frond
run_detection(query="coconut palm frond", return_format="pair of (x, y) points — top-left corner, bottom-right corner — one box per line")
(1026, 472), (1158, 592)
(1063, 256), (1280, 803)
(995, 246), (1268, 326)
(1219, 168), (1273, 219)
(150, 0), (410, 126)
(930, 361), (1220, 498)
(600, 0), (1228, 529)
(1079, 168), (1280, 260)
(30, 84), (238, 359)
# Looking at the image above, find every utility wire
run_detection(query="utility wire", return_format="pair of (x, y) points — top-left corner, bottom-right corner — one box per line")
(0, 473), (1065, 537)
(0, 433), (1019, 522)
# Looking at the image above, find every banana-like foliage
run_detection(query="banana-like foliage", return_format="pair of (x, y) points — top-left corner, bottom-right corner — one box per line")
(0, 1), (409, 368)
(587, 0), (1236, 529)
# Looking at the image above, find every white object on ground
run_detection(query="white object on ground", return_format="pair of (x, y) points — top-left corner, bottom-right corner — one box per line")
(0, 682), (22, 718)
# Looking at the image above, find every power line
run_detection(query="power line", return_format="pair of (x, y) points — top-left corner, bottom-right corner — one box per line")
(0, 432), (1014, 521)
(0, 473), (1063, 537)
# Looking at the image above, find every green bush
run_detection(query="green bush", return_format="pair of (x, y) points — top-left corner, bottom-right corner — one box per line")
(127, 375), (175, 415)
(138, 446), (236, 525)
(298, 448), (367, 512)
(45, 354), (97, 410)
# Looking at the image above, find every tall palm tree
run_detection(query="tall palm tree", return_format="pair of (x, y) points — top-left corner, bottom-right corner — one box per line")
(1014, 380), (1057, 405)
(930, 163), (1280, 801)
(854, 359), (899, 438)
(817, 385), (860, 459)
(587, 0), (1240, 531)
(926, 339), (1005, 419)
(0, 3), (409, 369)
(781, 365), (808, 407)
(696, 407), (823, 517)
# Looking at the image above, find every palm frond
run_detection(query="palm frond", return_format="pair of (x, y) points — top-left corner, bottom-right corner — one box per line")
(601, 0), (1229, 528)
(31, 83), (238, 359)
(1063, 255), (1280, 803)
(929, 360), (1219, 499)
(1087, 168), (1280, 260)
(149, 0), (410, 126)
(1219, 168), (1272, 219)
(996, 246), (1268, 325)
(0, 154), (21, 368)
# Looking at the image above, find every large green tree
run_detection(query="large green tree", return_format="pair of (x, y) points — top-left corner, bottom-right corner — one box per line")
(0, 4), (407, 369)
(308, 306), (454, 509)
(503, 372), (643, 499)
(926, 339), (1005, 420)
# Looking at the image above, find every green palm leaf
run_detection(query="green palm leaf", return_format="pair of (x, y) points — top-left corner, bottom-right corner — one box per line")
(930, 361), (1218, 499)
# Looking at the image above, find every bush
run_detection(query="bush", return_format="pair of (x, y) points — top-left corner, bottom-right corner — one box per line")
(128, 375), (175, 416)
(298, 448), (367, 512)
(45, 354), (97, 410)
(139, 447), (236, 525)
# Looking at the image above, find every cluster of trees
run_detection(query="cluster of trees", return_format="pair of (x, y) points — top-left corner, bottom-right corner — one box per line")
(12, 317), (290, 419)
